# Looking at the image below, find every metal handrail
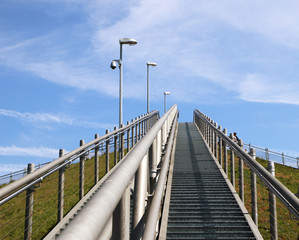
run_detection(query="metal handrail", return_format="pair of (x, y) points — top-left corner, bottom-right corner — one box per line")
(243, 143), (299, 168)
(143, 111), (178, 240)
(194, 109), (299, 219)
(56, 105), (177, 240)
(0, 110), (158, 204)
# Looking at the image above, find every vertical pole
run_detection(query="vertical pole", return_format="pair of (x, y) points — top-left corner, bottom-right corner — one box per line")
(119, 43), (123, 128)
(106, 130), (110, 173)
(132, 153), (148, 238)
(218, 125), (222, 166)
(211, 120), (214, 154)
(268, 161), (278, 240)
(297, 157), (299, 169)
(79, 140), (85, 200)
(135, 117), (138, 144)
(114, 126), (118, 165)
(223, 128), (228, 173)
(282, 152), (285, 165)
(127, 121), (130, 154)
(120, 124), (124, 160)
(138, 116), (141, 140)
(57, 149), (65, 223)
(147, 65), (150, 113)
(214, 122), (218, 159)
(164, 94), (166, 113)
(149, 138), (157, 193)
(24, 163), (35, 240)
(229, 133), (235, 187)
(112, 186), (130, 240)
(94, 134), (99, 184)
(131, 119), (134, 148)
(238, 139), (244, 202)
(249, 148), (258, 226)
(265, 148), (270, 161)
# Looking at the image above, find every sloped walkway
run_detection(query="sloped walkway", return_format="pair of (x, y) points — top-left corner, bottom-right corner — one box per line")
(166, 122), (257, 239)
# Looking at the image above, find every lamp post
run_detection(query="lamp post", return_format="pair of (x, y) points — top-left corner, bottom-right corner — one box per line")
(146, 62), (157, 113)
(110, 38), (137, 128)
(164, 91), (171, 113)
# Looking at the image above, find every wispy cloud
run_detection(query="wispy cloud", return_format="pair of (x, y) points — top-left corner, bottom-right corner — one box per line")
(1, 0), (299, 105)
(0, 108), (114, 129)
(0, 146), (58, 158)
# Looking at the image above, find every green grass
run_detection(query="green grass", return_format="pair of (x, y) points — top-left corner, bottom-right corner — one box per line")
(0, 150), (122, 240)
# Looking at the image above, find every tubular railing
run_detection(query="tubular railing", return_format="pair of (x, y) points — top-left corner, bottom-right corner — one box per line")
(194, 109), (299, 240)
(0, 110), (160, 240)
(54, 105), (178, 240)
(243, 143), (299, 169)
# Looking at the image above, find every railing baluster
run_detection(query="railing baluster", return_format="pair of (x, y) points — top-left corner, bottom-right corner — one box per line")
(57, 149), (65, 223)
(114, 126), (118, 165)
(229, 133), (235, 187)
(79, 139), (85, 200)
(223, 128), (228, 174)
(249, 148), (258, 226)
(238, 139), (244, 202)
(268, 161), (278, 240)
(94, 134), (99, 184)
(24, 163), (35, 240)
(106, 129), (110, 173)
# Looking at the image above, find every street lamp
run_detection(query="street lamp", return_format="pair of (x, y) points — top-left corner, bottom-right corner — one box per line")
(146, 62), (157, 113)
(110, 38), (137, 128)
(164, 91), (171, 113)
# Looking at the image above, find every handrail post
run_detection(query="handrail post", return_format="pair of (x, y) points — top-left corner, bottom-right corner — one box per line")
(135, 117), (138, 144)
(24, 163), (35, 240)
(120, 124), (124, 160)
(79, 140), (85, 200)
(94, 134), (99, 184)
(229, 133), (235, 187)
(211, 120), (214, 154)
(138, 116), (141, 141)
(114, 126), (118, 165)
(238, 139), (244, 202)
(106, 130), (110, 173)
(132, 152), (149, 238)
(268, 161), (278, 240)
(57, 149), (65, 223)
(249, 148), (258, 226)
(127, 121), (130, 154)
(149, 137), (157, 193)
(223, 128), (228, 174)
(112, 186), (130, 240)
(214, 122), (218, 159)
(218, 125), (222, 166)
(282, 152), (285, 165)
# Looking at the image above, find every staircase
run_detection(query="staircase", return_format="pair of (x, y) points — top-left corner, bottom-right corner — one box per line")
(166, 122), (257, 239)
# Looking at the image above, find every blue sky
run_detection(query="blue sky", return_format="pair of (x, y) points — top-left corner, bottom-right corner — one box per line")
(1, 0), (299, 174)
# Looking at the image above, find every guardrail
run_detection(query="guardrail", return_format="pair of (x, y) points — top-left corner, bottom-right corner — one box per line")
(243, 143), (299, 169)
(194, 109), (299, 240)
(54, 105), (178, 240)
(0, 110), (160, 240)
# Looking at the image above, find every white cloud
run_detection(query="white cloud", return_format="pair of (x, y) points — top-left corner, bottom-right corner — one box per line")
(1, 0), (299, 105)
(0, 146), (58, 158)
(0, 108), (115, 129)
(238, 74), (299, 105)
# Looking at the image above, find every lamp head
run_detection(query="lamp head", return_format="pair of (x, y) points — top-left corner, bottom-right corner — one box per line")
(164, 91), (171, 95)
(147, 62), (157, 67)
(119, 38), (137, 46)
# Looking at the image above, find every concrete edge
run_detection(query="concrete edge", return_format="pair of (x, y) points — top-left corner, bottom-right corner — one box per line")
(194, 123), (264, 240)
(158, 122), (178, 240)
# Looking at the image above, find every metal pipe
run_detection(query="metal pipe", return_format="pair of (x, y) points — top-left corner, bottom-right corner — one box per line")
(0, 111), (158, 201)
(143, 113), (177, 240)
(56, 105), (177, 240)
(194, 109), (299, 219)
